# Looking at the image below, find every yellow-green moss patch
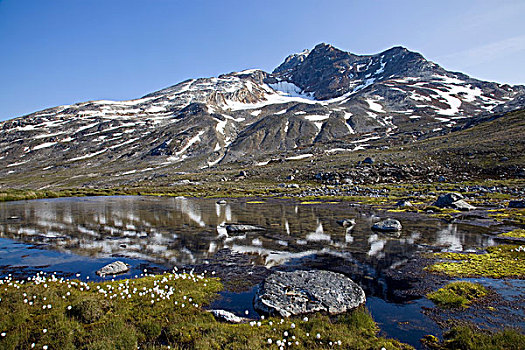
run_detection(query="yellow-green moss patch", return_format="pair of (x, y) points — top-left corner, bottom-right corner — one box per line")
(426, 281), (487, 308)
(499, 229), (525, 239)
(423, 325), (525, 349)
(426, 245), (525, 278)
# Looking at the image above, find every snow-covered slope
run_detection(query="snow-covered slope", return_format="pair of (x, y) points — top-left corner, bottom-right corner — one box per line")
(0, 43), (523, 183)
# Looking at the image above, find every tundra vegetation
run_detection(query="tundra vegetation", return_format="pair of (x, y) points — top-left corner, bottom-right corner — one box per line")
(0, 272), (411, 350)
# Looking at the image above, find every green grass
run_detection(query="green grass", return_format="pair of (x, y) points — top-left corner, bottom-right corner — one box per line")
(422, 325), (525, 349)
(426, 245), (525, 278)
(0, 188), (128, 202)
(0, 273), (411, 350)
(426, 281), (487, 308)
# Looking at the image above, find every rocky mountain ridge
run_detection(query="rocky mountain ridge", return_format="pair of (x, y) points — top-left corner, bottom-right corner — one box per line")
(1, 43), (524, 187)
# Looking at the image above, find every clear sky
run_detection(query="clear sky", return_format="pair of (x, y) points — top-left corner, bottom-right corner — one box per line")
(1, 0), (524, 121)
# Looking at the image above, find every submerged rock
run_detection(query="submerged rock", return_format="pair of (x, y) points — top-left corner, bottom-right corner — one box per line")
(209, 309), (248, 323)
(254, 270), (365, 317)
(509, 200), (525, 208)
(336, 219), (356, 227)
(372, 218), (402, 232)
(433, 192), (475, 211)
(96, 261), (129, 276)
(225, 223), (265, 234)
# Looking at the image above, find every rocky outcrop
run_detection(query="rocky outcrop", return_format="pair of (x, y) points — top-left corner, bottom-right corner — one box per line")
(433, 193), (476, 211)
(254, 270), (366, 317)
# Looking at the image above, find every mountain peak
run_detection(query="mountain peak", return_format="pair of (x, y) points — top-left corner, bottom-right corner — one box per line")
(311, 42), (338, 52)
(271, 43), (447, 99)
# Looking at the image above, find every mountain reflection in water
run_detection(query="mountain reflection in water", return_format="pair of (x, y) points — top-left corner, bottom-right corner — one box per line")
(0, 196), (493, 270)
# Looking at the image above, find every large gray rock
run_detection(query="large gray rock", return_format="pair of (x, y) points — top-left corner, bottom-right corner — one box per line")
(96, 261), (129, 276)
(254, 270), (365, 317)
(372, 218), (402, 232)
(225, 223), (265, 234)
(433, 192), (475, 211)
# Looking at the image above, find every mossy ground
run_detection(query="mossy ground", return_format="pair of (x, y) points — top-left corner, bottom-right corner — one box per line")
(422, 325), (525, 349)
(488, 209), (525, 225)
(498, 229), (525, 239)
(426, 245), (525, 279)
(0, 272), (411, 350)
(426, 281), (488, 308)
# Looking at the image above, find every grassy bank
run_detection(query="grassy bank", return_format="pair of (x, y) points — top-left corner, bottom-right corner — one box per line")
(423, 326), (525, 349)
(0, 272), (411, 350)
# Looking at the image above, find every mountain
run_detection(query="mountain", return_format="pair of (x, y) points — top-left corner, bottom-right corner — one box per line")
(1, 43), (524, 188)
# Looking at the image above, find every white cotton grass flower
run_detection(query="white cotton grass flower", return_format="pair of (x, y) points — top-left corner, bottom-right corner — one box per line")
(316, 333), (321, 339)
(1, 332), (6, 337)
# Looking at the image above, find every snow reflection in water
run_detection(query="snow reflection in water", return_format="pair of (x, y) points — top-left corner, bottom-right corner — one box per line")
(0, 196), (494, 270)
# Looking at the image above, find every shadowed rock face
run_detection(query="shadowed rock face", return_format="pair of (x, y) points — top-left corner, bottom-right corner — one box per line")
(1, 43), (523, 184)
(254, 270), (366, 317)
(273, 44), (439, 100)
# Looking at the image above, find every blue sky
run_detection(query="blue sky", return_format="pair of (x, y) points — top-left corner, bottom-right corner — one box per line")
(0, 0), (524, 121)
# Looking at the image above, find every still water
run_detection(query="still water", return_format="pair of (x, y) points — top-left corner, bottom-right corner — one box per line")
(0, 196), (503, 347)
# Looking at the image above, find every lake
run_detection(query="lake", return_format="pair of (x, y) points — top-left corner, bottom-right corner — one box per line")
(1, 196), (517, 348)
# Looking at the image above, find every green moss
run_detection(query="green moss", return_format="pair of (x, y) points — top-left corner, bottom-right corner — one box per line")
(426, 281), (487, 308)
(488, 209), (525, 225)
(499, 229), (525, 239)
(0, 273), (411, 350)
(438, 325), (525, 350)
(426, 245), (525, 278)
